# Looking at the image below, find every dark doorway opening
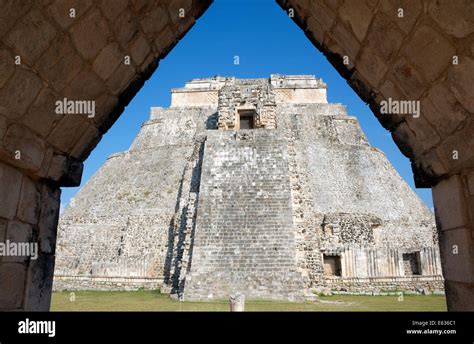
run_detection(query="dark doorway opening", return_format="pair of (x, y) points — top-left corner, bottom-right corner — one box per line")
(403, 252), (421, 276)
(239, 111), (255, 129)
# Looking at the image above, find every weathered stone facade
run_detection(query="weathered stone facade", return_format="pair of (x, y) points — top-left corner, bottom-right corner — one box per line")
(54, 76), (443, 300)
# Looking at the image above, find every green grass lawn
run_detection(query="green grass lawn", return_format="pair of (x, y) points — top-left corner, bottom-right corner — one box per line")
(51, 290), (447, 311)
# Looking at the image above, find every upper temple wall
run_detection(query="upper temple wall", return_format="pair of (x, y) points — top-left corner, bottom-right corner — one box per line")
(170, 75), (327, 107)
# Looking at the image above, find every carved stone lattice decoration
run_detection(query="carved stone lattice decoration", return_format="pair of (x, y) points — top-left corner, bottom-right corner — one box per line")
(217, 79), (277, 130)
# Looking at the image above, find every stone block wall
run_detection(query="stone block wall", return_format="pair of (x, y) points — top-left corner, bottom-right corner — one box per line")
(326, 275), (444, 294)
(0, 161), (59, 310)
(433, 173), (474, 310)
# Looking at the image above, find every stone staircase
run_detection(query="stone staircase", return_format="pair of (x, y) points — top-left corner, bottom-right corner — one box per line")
(183, 130), (307, 300)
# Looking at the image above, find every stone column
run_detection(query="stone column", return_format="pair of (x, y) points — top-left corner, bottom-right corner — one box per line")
(230, 293), (245, 312)
(0, 161), (60, 311)
(432, 172), (474, 311)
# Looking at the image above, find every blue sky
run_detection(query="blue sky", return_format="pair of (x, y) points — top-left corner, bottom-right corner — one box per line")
(61, 0), (433, 210)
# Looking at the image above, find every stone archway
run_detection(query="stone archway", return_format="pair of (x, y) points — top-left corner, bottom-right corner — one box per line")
(0, 0), (472, 311)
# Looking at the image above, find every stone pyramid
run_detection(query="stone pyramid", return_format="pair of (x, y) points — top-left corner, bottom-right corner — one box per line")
(54, 75), (443, 300)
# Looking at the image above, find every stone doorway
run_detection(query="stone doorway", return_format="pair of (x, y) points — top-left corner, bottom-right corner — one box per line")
(403, 252), (421, 276)
(323, 255), (342, 277)
(238, 111), (255, 129)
